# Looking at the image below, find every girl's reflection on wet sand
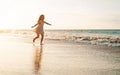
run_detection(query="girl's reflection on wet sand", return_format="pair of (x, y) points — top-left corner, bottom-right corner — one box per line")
(33, 45), (43, 75)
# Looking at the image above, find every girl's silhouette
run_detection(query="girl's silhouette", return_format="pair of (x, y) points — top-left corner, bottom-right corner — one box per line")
(31, 14), (51, 45)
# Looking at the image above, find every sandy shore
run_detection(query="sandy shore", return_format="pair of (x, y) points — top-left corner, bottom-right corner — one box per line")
(0, 35), (120, 75)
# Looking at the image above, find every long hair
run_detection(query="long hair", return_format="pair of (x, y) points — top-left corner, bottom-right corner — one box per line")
(37, 14), (44, 23)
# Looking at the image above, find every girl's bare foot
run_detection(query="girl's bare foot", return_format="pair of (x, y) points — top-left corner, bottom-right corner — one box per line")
(33, 39), (35, 43)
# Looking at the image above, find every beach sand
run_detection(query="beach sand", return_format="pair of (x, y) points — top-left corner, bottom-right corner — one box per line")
(0, 34), (120, 75)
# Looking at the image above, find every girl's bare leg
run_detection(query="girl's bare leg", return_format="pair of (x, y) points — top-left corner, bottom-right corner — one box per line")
(40, 33), (44, 45)
(33, 33), (39, 43)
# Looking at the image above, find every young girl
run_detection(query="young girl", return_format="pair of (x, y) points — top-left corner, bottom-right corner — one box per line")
(31, 14), (51, 45)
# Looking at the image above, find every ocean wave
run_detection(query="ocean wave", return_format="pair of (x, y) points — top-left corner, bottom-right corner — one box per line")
(45, 31), (120, 47)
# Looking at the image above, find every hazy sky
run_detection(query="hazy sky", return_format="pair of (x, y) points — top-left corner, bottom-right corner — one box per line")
(0, 0), (120, 29)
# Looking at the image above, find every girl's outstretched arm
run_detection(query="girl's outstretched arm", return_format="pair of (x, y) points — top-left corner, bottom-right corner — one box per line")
(31, 24), (38, 28)
(44, 21), (51, 25)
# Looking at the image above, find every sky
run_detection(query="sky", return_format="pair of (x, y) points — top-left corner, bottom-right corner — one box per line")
(0, 0), (120, 29)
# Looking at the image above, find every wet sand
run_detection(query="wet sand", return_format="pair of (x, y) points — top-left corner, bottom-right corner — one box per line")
(0, 35), (120, 75)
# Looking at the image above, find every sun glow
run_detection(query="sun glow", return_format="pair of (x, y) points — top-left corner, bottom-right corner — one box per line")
(0, 0), (120, 29)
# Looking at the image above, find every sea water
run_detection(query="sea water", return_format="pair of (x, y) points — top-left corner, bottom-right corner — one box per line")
(45, 29), (120, 46)
(0, 29), (120, 46)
